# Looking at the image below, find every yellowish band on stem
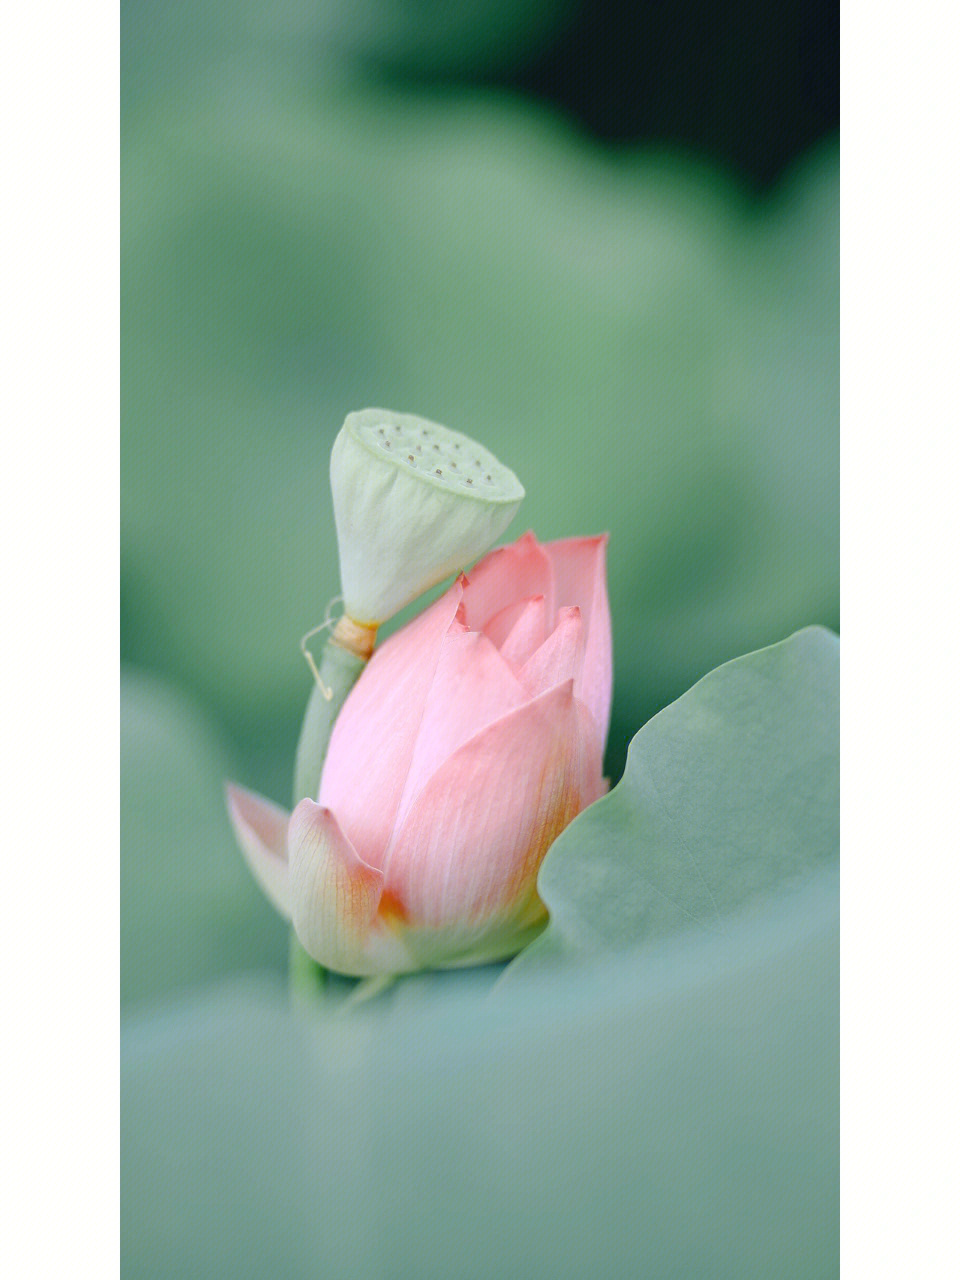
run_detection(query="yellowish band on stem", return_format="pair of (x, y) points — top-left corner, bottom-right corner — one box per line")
(331, 614), (378, 661)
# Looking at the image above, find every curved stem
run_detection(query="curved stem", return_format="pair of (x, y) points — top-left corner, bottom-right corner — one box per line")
(293, 618), (377, 805)
(290, 618), (377, 998)
(289, 932), (327, 1005)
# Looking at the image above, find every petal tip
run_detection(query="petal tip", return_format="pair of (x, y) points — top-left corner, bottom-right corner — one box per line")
(550, 676), (576, 703)
(224, 782), (292, 919)
(224, 779), (248, 810)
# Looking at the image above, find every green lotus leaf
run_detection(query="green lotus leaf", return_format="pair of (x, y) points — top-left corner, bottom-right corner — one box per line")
(122, 866), (837, 1278)
(503, 626), (839, 979)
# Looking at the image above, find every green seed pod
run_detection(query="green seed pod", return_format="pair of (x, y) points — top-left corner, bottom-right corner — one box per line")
(330, 408), (524, 625)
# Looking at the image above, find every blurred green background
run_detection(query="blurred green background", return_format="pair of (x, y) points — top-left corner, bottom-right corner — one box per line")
(122, 4), (838, 1273)
(122, 0), (837, 995)
(122, 1), (838, 797)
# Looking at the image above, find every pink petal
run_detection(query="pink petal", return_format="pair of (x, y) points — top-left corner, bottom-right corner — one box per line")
(490, 595), (548, 666)
(574, 697), (607, 809)
(225, 783), (291, 918)
(519, 605), (586, 698)
(288, 800), (387, 976)
(390, 627), (526, 838)
(319, 581), (463, 868)
(460, 530), (555, 633)
(384, 681), (596, 934)
(543, 535), (613, 747)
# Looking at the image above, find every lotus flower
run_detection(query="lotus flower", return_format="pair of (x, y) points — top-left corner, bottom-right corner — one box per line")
(227, 531), (612, 976)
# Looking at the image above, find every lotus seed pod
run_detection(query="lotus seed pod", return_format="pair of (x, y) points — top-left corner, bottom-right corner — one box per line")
(330, 408), (524, 625)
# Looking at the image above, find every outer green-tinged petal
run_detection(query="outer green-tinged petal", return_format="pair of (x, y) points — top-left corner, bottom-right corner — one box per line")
(225, 783), (291, 919)
(288, 799), (410, 977)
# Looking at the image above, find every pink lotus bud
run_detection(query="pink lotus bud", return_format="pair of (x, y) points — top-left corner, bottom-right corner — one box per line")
(227, 531), (612, 977)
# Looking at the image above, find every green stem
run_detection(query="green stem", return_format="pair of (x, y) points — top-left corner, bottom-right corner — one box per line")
(289, 931), (327, 1004)
(293, 638), (367, 806)
(289, 630), (370, 1000)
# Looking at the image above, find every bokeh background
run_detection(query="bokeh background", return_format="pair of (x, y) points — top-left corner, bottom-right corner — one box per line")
(122, 0), (838, 991)
(122, 3), (838, 1273)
